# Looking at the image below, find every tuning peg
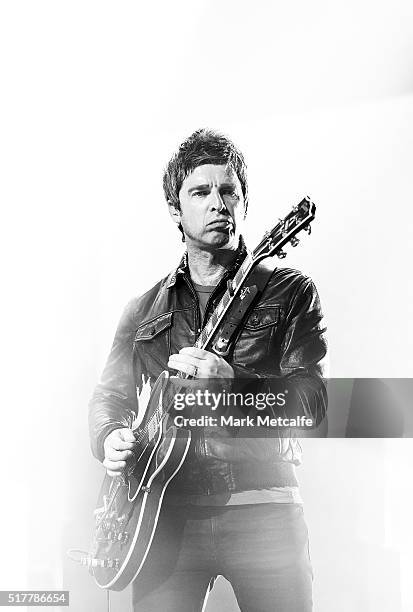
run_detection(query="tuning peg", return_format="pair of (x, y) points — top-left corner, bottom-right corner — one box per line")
(276, 250), (287, 259)
(290, 236), (300, 247)
(303, 225), (311, 235)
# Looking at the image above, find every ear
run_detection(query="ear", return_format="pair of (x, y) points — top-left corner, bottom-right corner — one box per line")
(168, 201), (181, 226)
(243, 198), (248, 220)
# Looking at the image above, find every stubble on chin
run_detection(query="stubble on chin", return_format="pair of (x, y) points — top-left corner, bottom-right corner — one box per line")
(198, 232), (237, 252)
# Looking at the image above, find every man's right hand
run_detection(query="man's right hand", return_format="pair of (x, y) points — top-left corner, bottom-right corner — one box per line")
(103, 428), (135, 477)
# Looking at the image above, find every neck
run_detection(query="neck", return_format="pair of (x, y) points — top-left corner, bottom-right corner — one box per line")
(186, 244), (239, 286)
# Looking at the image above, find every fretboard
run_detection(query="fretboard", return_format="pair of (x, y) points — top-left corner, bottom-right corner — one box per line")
(194, 251), (254, 351)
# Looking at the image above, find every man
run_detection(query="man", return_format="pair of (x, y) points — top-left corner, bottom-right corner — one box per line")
(89, 129), (327, 611)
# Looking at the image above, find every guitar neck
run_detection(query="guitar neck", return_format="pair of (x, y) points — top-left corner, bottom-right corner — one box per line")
(193, 251), (255, 351)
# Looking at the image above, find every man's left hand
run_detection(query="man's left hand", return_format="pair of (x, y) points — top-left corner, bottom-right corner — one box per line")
(168, 347), (234, 379)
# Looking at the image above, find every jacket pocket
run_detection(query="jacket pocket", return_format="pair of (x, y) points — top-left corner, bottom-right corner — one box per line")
(134, 312), (173, 341)
(244, 306), (280, 330)
(234, 305), (281, 364)
(133, 312), (173, 373)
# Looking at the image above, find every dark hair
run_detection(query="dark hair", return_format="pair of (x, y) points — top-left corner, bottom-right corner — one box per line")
(163, 128), (249, 217)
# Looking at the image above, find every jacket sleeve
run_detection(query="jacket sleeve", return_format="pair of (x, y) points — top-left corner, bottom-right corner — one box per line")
(231, 276), (328, 427)
(88, 298), (143, 462)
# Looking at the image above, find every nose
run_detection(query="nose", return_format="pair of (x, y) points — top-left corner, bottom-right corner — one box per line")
(210, 189), (227, 213)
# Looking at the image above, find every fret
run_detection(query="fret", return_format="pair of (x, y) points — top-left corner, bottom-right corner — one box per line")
(215, 303), (224, 316)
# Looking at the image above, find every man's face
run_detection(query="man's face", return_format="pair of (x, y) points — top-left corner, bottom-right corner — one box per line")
(170, 164), (245, 250)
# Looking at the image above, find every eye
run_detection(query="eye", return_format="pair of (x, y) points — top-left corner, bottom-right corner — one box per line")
(192, 190), (208, 197)
(221, 188), (239, 199)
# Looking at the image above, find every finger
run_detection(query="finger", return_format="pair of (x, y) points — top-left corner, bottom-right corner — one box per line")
(103, 458), (126, 471)
(168, 353), (201, 368)
(179, 347), (210, 359)
(106, 449), (133, 461)
(112, 439), (135, 451)
(105, 435), (134, 451)
(168, 359), (200, 378)
(105, 428), (135, 450)
(107, 469), (121, 478)
(119, 429), (136, 443)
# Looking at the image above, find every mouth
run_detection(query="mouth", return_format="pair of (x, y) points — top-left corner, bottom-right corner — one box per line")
(207, 219), (233, 229)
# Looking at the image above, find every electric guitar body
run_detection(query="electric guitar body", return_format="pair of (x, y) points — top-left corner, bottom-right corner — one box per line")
(90, 372), (191, 590)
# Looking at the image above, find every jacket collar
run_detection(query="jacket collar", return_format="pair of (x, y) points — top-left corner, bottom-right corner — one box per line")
(165, 236), (248, 289)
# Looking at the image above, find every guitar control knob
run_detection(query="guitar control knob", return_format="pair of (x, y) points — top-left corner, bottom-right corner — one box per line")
(290, 237), (299, 247)
(303, 225), (311, 235)
(276, 250), (287, 259)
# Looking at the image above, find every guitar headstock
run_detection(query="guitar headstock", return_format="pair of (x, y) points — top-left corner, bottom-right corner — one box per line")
(253, 196), (316, 261)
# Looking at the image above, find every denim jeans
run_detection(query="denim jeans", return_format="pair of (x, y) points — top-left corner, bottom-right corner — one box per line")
(132, 503), (313, 612)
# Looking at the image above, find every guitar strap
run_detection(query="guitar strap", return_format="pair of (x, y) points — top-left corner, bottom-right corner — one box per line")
(211, 260), (277, 357)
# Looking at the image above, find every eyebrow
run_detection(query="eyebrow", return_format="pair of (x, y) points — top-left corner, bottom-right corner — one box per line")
(187, 182), (237, 194)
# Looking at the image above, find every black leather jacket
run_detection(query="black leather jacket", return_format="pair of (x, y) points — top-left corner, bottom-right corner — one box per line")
(89, 247), (327, 496)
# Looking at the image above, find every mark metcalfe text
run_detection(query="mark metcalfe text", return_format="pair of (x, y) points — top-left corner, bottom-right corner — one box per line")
(174, 414), (314, 428)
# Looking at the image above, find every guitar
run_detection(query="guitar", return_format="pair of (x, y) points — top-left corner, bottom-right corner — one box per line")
(82, 196), (316, 590)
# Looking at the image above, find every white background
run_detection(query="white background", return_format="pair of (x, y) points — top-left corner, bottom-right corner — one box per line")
(1, 1), (413, 610)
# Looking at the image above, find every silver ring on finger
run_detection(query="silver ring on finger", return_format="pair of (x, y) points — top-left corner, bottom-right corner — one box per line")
(193, 365), (198, 378)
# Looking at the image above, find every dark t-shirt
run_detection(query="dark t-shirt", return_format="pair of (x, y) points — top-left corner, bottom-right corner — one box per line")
(192, 282), (216, 321)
